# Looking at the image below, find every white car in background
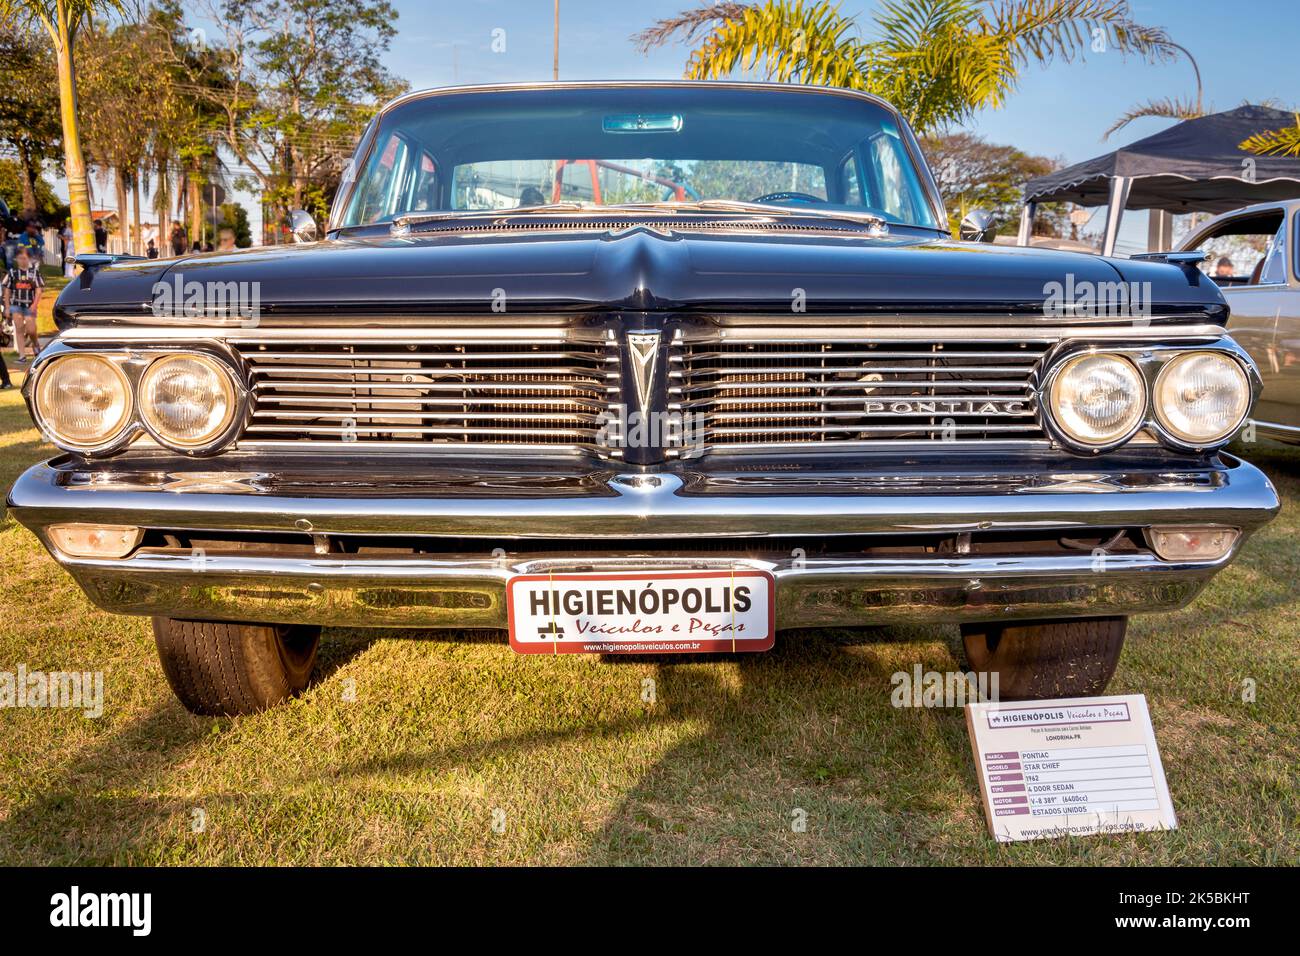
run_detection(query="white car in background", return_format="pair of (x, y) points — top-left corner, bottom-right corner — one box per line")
(1180, 199), (1300, 442)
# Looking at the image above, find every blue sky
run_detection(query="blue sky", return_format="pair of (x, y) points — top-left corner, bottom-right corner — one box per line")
(387, 0), (1300, 166)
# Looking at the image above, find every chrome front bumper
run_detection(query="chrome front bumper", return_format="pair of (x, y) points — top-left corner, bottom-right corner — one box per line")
(7, 452), (1279, 630)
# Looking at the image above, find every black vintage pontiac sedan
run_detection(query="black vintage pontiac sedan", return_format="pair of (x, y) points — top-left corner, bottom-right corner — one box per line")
(8, 82), (1279, 714)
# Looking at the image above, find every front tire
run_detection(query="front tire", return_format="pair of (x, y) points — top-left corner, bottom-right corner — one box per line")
(960, 617), (1126, 700)
(153, 618), (320, 716)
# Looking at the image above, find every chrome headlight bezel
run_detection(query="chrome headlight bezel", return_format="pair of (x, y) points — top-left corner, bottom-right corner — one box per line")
(30, 352), (135, 453)
(1151, 350), (1252, 451)
(1039, 338), (1259, 456)
(25, 344), (248, 458)
(137, 353), (242, 452)
(1042, 351), (1148, 452)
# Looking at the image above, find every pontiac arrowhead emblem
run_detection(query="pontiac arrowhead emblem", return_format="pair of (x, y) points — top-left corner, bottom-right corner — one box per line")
(626, 332), (660, 413)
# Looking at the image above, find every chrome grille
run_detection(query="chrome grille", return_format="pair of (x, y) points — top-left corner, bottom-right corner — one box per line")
(672, 334), (1047, 449)
(236, 336), (619, 451)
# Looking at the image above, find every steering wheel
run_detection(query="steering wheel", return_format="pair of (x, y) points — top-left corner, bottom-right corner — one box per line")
(751, 191), (827, 205)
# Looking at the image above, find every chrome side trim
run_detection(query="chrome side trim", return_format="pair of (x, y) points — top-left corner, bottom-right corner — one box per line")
(52, 322), (1229, 339)
(1252, 420), (1300, 443)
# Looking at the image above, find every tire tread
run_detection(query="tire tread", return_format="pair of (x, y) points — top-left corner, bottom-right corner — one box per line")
(153, 618), (318, 716)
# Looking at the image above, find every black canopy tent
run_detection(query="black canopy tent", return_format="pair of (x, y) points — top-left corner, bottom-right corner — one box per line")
(1018, 105), (1300, 256)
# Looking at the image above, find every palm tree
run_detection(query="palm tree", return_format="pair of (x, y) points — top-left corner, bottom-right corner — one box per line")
(634, 0), (1183, 135)
(1102, 41), (1203, 140)
(1242, 115), (1300, 158)
(0, 0), (123, 259)
(1103, 96), (1203, 140)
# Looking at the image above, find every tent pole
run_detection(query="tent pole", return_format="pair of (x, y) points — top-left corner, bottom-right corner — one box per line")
(1147, 209), (1173, 252)
(1102, 177), (1132, 257)
(1017, 202), (1036, 246)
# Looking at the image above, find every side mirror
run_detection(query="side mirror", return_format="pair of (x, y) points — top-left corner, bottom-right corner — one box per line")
(288, 209), (317, 244)
(959, 209), (997, 243)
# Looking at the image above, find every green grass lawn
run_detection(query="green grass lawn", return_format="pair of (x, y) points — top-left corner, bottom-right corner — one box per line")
(0, 374), (1297, 865)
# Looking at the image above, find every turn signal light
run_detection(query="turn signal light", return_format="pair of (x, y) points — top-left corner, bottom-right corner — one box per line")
(47, 523), (143, 559)
(1146, 526), (1238, 562)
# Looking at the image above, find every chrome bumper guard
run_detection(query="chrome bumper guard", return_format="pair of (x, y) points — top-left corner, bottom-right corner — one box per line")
(7, 454), (1279, 630)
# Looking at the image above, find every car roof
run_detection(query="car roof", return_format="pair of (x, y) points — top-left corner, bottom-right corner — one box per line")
(1193, 198), (1300, 229)
(376, 79), (899, 121)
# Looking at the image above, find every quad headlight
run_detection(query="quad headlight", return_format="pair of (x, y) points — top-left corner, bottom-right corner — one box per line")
(32, 349), (242, 454)
(1048, 353), (1146, 447)
(1153, 351), (1250, 446)
(138, 354), (237, 448)
(33, 354), (133, 450)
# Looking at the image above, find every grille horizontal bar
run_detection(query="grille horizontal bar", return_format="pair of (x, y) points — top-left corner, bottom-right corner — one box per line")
(673, 335), (1046, 448)
(238, 338), (619, 449)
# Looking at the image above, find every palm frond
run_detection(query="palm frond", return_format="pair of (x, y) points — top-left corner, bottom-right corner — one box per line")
(1241, 115), (1300, 157)
(871, 0), (1018, 129)
(1103, 95), (1203, 140)
(681, 1), (870, 87)
(631, 0), (1187, 135)
(631, 2), (752, 54)
(982, 0), (1180, 66)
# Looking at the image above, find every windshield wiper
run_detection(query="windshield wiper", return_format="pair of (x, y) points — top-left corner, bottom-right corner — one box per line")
(390, 202), (599, 233)
(389, 198), (889, 235)
(639, 199), (889, 230)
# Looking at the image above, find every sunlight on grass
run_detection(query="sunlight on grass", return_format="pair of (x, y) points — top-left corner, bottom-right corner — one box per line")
(0, 381), (1297, 865)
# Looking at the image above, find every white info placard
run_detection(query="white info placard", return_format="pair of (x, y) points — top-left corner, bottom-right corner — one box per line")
(965, 694), (1177, 843)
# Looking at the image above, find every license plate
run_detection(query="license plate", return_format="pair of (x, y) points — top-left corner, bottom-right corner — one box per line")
(507, 569), (775, 654)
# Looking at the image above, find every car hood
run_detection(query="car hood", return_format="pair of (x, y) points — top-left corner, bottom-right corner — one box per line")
(57, 227), (1227, 323)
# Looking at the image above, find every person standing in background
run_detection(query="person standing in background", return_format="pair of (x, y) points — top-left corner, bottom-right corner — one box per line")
(62, 223), (74, 277)
(2, 246), (44, 364)
(59, 221), (72, 271)
(93, 219), (108, 253)
(14, 219), (45, 263)
(171, 224), (187, 257)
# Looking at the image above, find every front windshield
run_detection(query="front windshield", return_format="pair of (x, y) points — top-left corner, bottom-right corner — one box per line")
(338, 86), (941, 230)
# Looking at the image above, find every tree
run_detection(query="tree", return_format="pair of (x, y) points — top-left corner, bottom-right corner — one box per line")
(1103, 96), (1203, 141)
(78, 19), (168, 253)
(146, 0), (236, 250)
(0, 158), (68, 221)
(1103, 42), (1203, 140)
(0, 26), (62, 217)
(0, 0), (123, 257)
(921, 131), (1064, 235)
(178, 0), (407, 224)
(1242, 114), (1300, 158)
(634, 0), (1183, 135)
